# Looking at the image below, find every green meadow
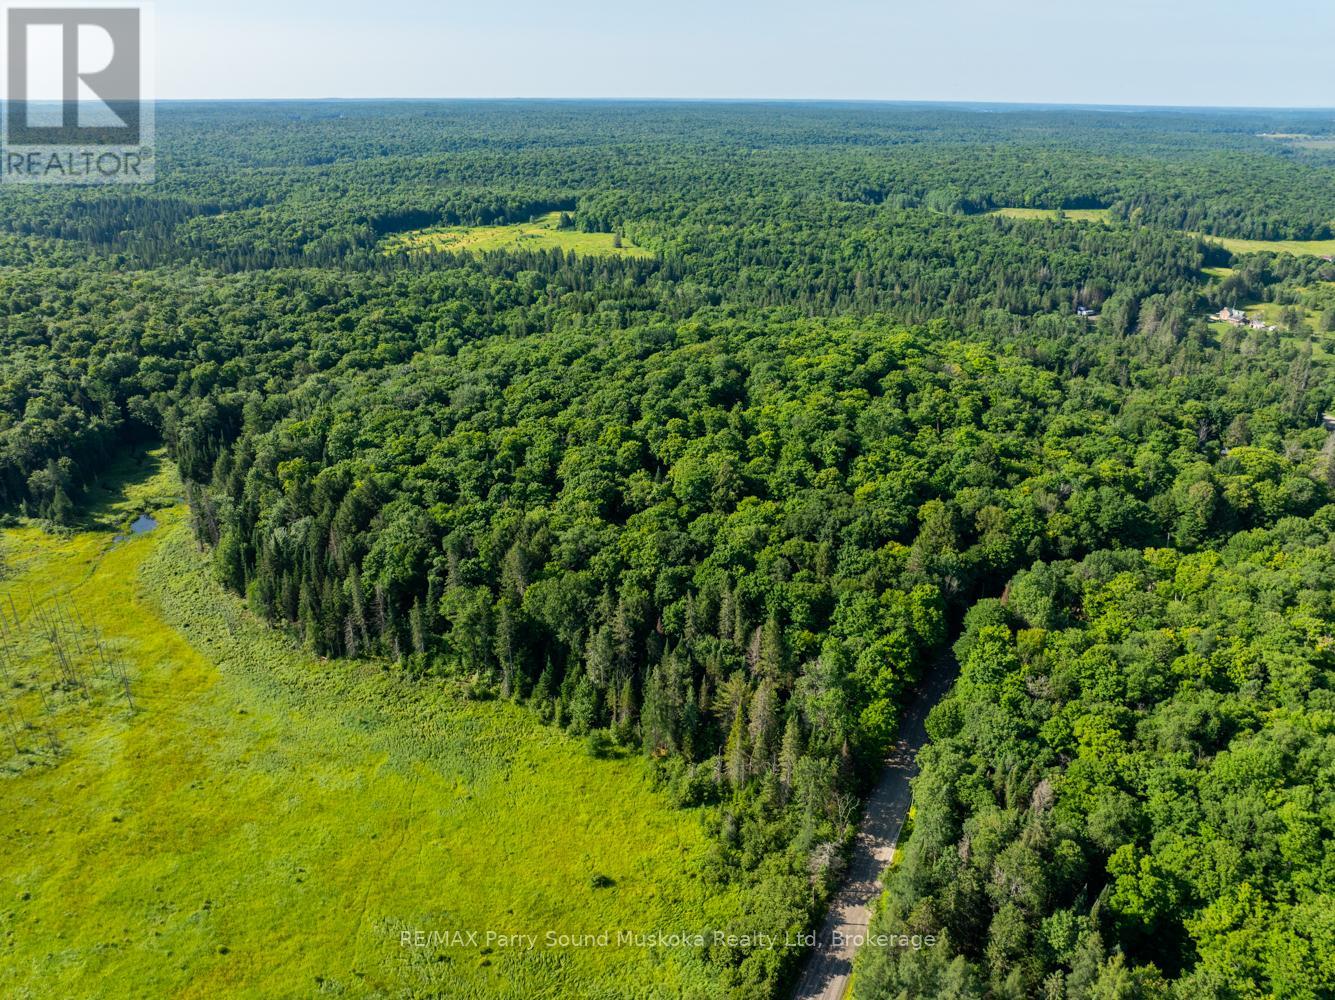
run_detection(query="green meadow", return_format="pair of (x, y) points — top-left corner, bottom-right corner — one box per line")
(989, 207), (1112, 223)
(990, 212), (1335, 256)
(384, 212), (653, 259)
(0, 455), (740, 1000)
(1191, 231), (1335, 257)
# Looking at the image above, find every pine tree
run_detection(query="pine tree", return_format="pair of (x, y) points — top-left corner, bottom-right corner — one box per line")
(612, 595), (635, 672)
(725, 704), (749, 787)
(718, 585), (737, 647)
(343, 615), (359, 658)
(617, 674), (635, 729)
(299, 582), (319, 651)
(748, 680), (781, 775)
(584, 624), (614, 686)
(531, 658), (556, 722)
(346, 566), (367, 643)
(641, 660), (680, 754)
(759, 617), (785, 680)
(779, 714), (802, 793)
(409, 598), (427, 656)
(49, 486), (73, 524)
(683, 592), (700, 646)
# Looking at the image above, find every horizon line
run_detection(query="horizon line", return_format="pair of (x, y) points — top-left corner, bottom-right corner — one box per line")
(136, 97), (1335, 113)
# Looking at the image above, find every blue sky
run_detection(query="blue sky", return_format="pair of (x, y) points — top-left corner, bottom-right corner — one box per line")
(161, 0), (1334, 106)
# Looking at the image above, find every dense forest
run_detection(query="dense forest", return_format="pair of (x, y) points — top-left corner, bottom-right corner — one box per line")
(857, 514), (1335, 998)
(2, 102), (1333, 998)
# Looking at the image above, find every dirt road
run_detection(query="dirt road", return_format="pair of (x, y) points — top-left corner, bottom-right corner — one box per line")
(789, 654), (960, 1000)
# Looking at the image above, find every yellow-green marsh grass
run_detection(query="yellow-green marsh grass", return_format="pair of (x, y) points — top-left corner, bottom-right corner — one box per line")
(0, 456), (740, 999)
(385, 212), (652, 260)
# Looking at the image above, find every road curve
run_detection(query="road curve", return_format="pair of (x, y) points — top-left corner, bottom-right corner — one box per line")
(789, 654), (960, 1000)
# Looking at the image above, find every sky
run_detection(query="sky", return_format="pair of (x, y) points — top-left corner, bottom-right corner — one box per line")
(156, 0), (1334, 107)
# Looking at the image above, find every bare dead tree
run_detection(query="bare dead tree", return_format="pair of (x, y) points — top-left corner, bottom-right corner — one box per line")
(113, 657), (136, 712)
(2, 697), (22, 753)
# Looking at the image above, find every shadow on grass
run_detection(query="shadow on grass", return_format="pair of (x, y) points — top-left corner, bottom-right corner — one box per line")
(78, 444), (179, 534)
(586, 730), (634, 760)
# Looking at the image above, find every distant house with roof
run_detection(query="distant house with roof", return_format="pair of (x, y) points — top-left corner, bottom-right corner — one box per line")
(1215, 307), (1247, 325)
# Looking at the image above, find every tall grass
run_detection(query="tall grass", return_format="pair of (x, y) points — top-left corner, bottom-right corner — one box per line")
(1, 454), (744, 999)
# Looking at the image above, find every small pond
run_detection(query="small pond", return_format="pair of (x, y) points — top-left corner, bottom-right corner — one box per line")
(130, 513), (158, 534)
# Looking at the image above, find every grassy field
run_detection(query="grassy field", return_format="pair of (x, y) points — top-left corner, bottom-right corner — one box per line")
(0, 453), (745, 1000)
(1258, 133), (1335, 151)
(989, 207), (1111, 223)
(1191, 232), (1335, 257)
(385, 212), (653, 259)
(1245, 298), (1333, 359)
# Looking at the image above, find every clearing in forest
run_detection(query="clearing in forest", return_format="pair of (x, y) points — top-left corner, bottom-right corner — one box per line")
(1205, 287), (1335, 361)
(384, 211), (652, 259)
(1191, 231), (1335, 257)
(989, 207), (1112, 223)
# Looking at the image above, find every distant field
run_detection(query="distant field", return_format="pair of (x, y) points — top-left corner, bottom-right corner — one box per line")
(0, 455), (740, 1000)
(385, 212), (653, 259)
(1258, 133), (1335, 150)
(990, 207), (1111, 223)
(1192, 232), (1335, 257)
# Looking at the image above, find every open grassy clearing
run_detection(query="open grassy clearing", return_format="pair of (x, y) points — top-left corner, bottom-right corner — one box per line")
(1206, 318), (1334, 361)
(384, 212), (653, 259)
(0, 453), (743, 1000)
(1206, 285), (1335, 361)
(1258, 133), (1335, 151)
(1191, 231), (1335, 257)
(1242, 299), (1320, 329)
(989, 207), (1111, 223)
